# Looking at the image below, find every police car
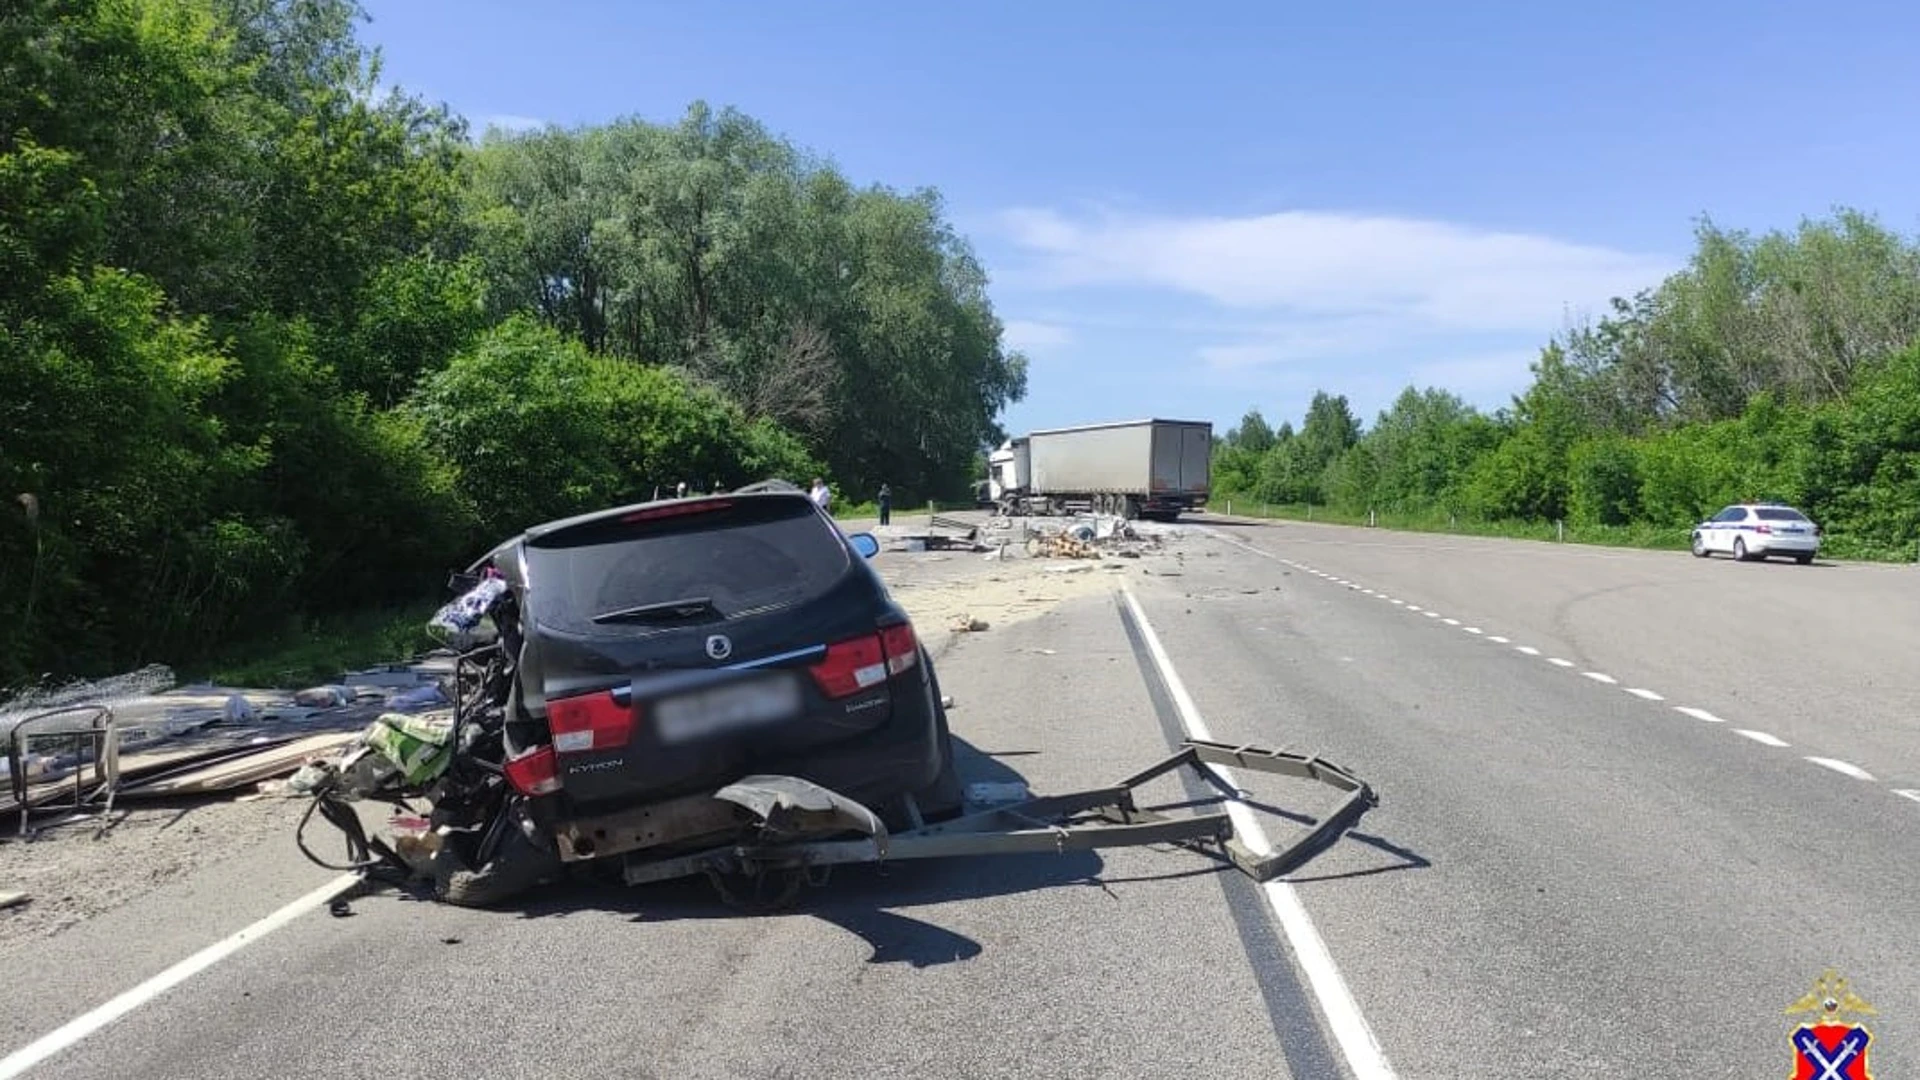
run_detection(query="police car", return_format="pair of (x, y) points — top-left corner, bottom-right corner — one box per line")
(1690, 502), (1822, 563)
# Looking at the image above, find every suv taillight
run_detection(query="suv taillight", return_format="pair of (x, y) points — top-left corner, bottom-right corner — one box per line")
(548, 689), (635, 752)
(504, 745), (562, 796)
(880, 624), (919, 676)
(810, 624), (920, 699)
(810, 636), (887, 699)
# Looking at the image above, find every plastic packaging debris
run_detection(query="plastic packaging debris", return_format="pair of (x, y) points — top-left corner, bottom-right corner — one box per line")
(384, 682), (450, 714)
(1069, 524), (1097, 543)
(363, 712), (455, 786)
(430, 574), (508, 639)
(949, 615), (990, 633)
(286, 711), (454, 800)
(223, 693), (258, 723)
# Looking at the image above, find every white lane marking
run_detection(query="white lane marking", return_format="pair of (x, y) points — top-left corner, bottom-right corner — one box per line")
(1488, 636), (1510, 644)
(1894, 790), (1920, 804)
(1390, 599), (1405, 606)
(1464, 627), (1482, 635)
(1582, 672), (1617, 685)
(1805, 757), (1876, 782)
(1361, 589), (1376, 596)
(1121, 588), (1397, 1080)
(1548, 658), (1575, 668)
(1516, 645), (1540, 656)
(1675, 706), (1724, 723)
(1735, 729), (1790, 748)
(1423, 611), (1440, 619)
(1625, 688), (1665, 701)
(0, 872), (360, 1078)
(1405, 605), (1421, 612)
(1441, 618), (1461, 626)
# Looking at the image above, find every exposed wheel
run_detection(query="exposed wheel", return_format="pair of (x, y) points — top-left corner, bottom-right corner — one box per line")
(433, 813), (563, 908)
(1795, 553), (1814, 565)
(1732, 537), (1749, 561)
(1691, 532), (1709, 558)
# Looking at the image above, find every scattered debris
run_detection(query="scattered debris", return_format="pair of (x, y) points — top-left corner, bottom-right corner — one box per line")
(949, 615), (991, 633)
(940, 695), (956, 709)
(293, 685), (354, 708)
(965, 781), (1031, 805)
(0, 890), (28, 911)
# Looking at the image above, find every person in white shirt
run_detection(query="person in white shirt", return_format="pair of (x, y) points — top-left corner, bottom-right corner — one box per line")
(808, 478), (832, 511)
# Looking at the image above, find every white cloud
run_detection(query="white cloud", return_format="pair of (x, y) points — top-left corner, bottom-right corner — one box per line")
(480, 114), (547, 133)
(1411, 351), (1540, 394)
(1001, 319), (1075, 352)
(995, 206), (1675, 334)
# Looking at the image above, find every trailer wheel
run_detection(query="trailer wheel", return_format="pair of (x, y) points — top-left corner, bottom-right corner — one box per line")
(708, 865), (808, 913)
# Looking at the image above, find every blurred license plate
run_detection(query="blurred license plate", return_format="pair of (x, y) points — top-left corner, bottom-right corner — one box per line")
(653, 675), (801, 745)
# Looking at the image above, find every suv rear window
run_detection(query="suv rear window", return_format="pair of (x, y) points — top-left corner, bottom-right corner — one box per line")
(522, 498), (850, 633)
(1755, 507), (1810, 522)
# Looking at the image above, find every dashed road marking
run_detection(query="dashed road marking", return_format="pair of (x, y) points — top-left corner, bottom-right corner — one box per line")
(1804, 757), (1875, 782)
(1209, 532), (1897, 810)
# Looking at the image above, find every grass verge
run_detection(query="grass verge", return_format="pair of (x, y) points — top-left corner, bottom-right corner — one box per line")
(197, 600), (444, 689)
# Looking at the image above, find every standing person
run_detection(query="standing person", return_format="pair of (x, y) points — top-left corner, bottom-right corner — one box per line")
(877, 483), (892, 525)
(809, 477), (832, 512)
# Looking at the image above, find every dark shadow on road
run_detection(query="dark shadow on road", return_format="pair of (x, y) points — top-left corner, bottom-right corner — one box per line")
(355, 729), (1430, 965)
(385, 735), (1137, 968)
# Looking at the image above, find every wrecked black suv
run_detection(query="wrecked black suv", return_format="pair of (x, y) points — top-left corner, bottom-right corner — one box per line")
(430, 484), (963, 905)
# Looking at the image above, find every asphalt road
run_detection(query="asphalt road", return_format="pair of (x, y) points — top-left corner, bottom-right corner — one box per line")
(4, 518), (1916, 1078)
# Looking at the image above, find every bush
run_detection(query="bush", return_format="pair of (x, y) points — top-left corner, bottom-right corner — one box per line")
(411, 318), (819, 542)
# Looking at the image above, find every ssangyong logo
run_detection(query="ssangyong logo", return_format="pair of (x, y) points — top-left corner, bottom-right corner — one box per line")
(705, 634), (732, 661)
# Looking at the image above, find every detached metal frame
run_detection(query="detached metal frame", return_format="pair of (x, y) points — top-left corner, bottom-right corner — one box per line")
(621, 738), (1376, 889)
(7, 704), (121, 839)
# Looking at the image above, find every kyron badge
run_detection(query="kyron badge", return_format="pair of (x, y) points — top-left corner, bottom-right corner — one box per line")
(705, 634), (732, 661)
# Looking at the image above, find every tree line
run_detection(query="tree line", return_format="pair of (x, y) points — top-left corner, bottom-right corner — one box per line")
(0, 0), (1026, 685)
(1214, 210), (1920, 560)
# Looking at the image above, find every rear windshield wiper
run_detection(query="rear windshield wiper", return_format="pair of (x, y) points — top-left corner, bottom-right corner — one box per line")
(591, 596), (720, 624)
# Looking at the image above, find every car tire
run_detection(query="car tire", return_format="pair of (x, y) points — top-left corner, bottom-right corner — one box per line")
(1732, 537), (1749, 561)
(433, 808), (563, 909)
(1691, 533), (1709, 558)
(908, 652), (966, 824)
(1796, 553), (1814, 565)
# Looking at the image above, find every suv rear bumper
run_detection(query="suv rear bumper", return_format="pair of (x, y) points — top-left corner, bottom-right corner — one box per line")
(546, 668), (946, 830)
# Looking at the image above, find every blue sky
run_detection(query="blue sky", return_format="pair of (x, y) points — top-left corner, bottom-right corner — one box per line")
(357, 0), (1920, 437)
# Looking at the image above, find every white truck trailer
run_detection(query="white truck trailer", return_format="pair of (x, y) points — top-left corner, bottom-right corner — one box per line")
(989, 418), (1213, 521)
